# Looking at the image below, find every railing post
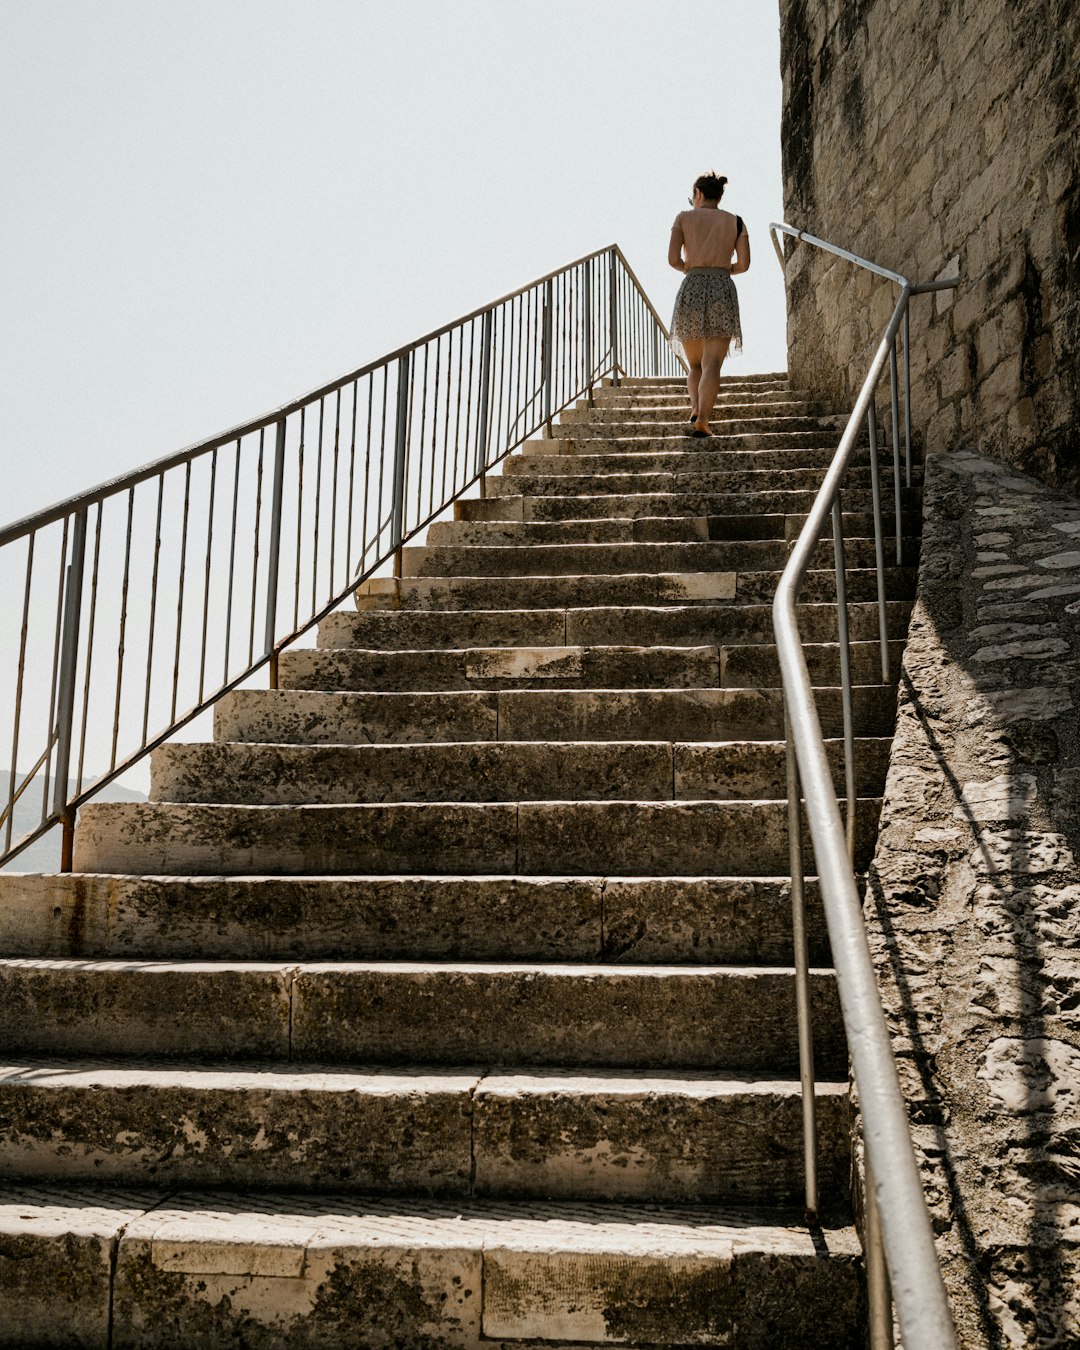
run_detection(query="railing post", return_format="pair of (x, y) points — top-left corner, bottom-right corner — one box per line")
(786, 703), (819, 1224)
(54, 509), (87, 872)
(542, 278), (554, 435)
(392, 352), (411, 576)
(584, 261), (594, 406)
(476, 310), (493, 495)
(263, 417), (287, 688)
(608, 248), (620, 387)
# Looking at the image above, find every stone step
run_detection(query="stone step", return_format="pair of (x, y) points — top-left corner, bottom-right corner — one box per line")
(0, 1060), (850, 1205)
(401, 537), (920, 578)
(579, 403), (827, 426)
(613, 371), (789, 386)
(0, 1185), (864, 1349)
(542, 431), (877, 453)
(426, 510), (907, 546)
(0, 959), (847, 1072)
(317, 600), (914, 651)
(485, 465), (885, 497)
(552, 413), (846, 436)
(71, 798), (881, 877)
(353, 567), (917, 612)
(280, 639), (904, 692)
(585, 380), (804, 399)
(515, 444), (896, 472)
(150, 737), (892, 806)
(213, 686), (897, 746)
(0, 873), (833, 966)
(456, 485), (922, 521)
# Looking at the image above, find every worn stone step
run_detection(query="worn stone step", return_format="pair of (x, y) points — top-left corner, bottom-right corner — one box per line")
(318, 600), (914, 651)
(485, 465), (883, 497)
(353, 567), (916, 612)
(586, 382), (801, 401)
(213, 686), (897, 746)
(150, 737), (891, 806)
(0, 958), (847, 1071)
(0, 1185), (864, 1349)
(282, 643), (724, 691)
(514, 444), (892, 472)
(541, 432), (879, 456)
(427, 510), (909, 546)
(456, 484), (922, 522)
(612, 371), (790, 387)
(0, 873), (832, 966)
(723, 639), (905, 686)
(551, 414), (846, 439)
(561, 401), (833, 422)
(71, 798), (881, 877)
(0, 1061), (850, 1205)
(280, 639), (903, 692)
(401, 537), (920, 578)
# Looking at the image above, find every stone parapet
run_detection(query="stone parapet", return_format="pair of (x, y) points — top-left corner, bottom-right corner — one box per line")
(867, 447), (1080, 1347)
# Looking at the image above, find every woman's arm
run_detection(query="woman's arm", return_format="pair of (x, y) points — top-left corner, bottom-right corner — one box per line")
(731, 229), (751, 275)
(668, 219), (686, 273)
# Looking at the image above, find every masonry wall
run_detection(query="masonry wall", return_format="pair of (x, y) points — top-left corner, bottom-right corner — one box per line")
(779, 0), (1080, 489)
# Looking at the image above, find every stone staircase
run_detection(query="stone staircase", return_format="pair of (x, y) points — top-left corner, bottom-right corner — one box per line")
(0, 372), (921, 1348)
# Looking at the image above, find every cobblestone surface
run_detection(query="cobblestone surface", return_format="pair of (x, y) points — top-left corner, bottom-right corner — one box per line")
(868, 448), (1080, 1348)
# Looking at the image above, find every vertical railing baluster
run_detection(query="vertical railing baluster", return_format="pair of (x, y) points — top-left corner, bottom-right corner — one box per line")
(263, 417), (287, 687)
(110, 489), (135, 770)
(53, 509), (87, 872)
(330, 389), (342, 597)
(584, 261), (594, 405)
(866, 403), (890, 683)
(476, 310), (493, 493)
(542, 279), (554, 434)
(198, 449), (218, 703)
(223, 443), (242, 682)
(391, 352), (410, 577)
(346, 380), (359, 578)
(4, 537), (35, 855)
(866, 1157), (895, 1349)
(248, 431), (265, 667)
(903, 307), (912, 488)
(832, 494), (856, 863)
(786, 702), (819, 1224)
(41, 518), (71, 825)
(608, 248), (620, 387)
(77, 504), (104, 792)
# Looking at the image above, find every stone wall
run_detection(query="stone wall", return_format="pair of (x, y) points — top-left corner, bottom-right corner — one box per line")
(778, 0), (1080, 491)
(868, 449), (1080, 1348)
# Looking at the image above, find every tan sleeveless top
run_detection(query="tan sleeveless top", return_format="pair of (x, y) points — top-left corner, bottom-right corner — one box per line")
(671, 208), (742, 271)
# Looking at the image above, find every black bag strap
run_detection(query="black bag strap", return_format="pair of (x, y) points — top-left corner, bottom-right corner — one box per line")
(736, 214), (745, 239)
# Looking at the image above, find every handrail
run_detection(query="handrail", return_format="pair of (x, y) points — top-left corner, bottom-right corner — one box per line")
(770, 221), (959, 1350)
(1, 244), (681, 869)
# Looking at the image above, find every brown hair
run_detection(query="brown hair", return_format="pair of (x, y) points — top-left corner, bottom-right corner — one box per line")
(693, 172), (728, 202)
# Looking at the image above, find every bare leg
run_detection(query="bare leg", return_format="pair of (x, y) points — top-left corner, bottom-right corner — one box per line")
(682, 338), (703, 419)
(694, 336), (732, 434)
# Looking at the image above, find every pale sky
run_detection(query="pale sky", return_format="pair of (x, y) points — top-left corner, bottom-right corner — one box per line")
(2, 0), (786, 524)
(1, 0), (786, 825)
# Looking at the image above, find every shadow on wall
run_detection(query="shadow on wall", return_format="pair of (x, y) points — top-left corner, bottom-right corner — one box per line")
(866, 447), (1080, 1349)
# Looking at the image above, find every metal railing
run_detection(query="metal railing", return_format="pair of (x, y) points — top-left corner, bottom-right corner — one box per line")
(0, 244), (680, 871)
(769, 221), (959, 1349)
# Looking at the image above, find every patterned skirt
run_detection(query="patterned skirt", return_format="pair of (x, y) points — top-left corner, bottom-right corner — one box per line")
(669, 267), (742, 360)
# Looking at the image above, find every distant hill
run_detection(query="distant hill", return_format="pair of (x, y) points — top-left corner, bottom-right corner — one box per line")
(0, 771), (146, 873)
